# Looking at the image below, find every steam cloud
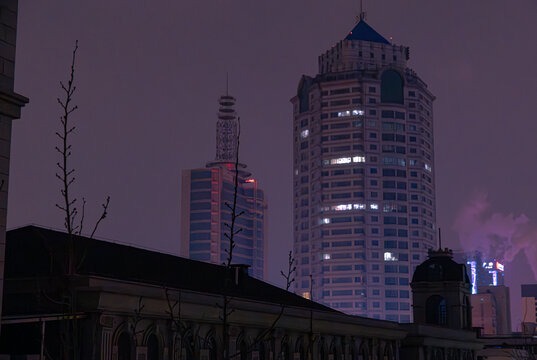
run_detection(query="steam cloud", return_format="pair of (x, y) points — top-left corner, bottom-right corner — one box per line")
(453, 191), (537, 279)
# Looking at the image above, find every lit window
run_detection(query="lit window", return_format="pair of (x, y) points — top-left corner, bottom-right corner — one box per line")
(352, 109), (365, 116)
(334, 204), (353, 211)
(331, 157), (352, 165)
(353, 156), (366, 163)
(323, 253), (331, 260)
(353, 203), (366, 210)
(424, 163), (432, 172)
(370, 203), (379, 210)
(300, 129), (310, 139)
(384, 252), (398, 261)
(321, 218), (330, 224)
(294, 169), (298, 175)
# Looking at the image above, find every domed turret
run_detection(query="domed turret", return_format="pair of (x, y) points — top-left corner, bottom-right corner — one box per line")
(412, 248), (471, 284)
(411, 248), (473, 329)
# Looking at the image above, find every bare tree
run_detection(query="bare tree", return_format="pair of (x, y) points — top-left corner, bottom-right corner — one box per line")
(55, 40), (110, 273)
(50, 40), (111, 360)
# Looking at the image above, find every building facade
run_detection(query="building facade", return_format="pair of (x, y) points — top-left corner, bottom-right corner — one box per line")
(0, 226), (482, 360)
(180, 95), (267, 279)
(291, 18), (436, 321)
(521, 284), (537, 325)
(0, 0), (28, 329)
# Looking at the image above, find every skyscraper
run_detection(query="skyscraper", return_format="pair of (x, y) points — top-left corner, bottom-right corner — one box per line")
(180, 95), (267, 279)
(291, 17), (436, 322)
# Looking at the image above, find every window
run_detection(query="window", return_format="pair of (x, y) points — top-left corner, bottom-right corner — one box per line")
(426, 295), (447, 325)
(381, 70), (404, 104)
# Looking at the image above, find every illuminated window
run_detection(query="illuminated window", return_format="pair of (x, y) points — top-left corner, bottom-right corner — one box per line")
(322, 253), (331, 260)
(370, 203), (379, 210)
(384, 252), (398, 261)
(320, 218), (330, 224)
(331, 157), (352, 165)
(424, 163), (432, 172)
(300, 129), (310, 139)
(353, 156), (366, 163)
(353, 203), (366, 210)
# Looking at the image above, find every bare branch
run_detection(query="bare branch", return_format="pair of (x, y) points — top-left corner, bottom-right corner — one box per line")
(89, 196), (110, 239)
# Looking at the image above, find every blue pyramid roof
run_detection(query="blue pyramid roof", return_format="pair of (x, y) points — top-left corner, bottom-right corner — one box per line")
(344, 20), (390, 44)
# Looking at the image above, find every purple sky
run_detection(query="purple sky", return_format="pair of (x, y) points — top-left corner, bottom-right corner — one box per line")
(9, 1), (537, 329)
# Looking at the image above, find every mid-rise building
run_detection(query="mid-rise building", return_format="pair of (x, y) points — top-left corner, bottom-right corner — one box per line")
(291, 16), (436, 321)
(471, 286), (511, 335)
(180, 95), (267, 279)
(521, 284), (537, 326)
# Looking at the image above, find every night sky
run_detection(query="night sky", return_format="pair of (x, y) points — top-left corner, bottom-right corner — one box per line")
(9, 1), (537, 329)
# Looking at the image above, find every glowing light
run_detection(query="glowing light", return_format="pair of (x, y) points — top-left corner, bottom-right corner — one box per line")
(337, 109), (364, 117)
(496, 262), (504, 271)
(300, 129), (309, 139)
(323, 253), (331, 260)
(353, 203), (366, 210)
(331, 157), (352, 165)
(334, 204), (353, 211)
(424, 163), (432, 172)
(384, 252), (397, 261)
(320, 218), (330, 224)
(301, 291), (311, 299)
(468, 261), (477, 294)
(370, 203), (379, 210)
(245, 179), (255, 183)
(490, 270), (498, 286)
(353, 156), (366, 163)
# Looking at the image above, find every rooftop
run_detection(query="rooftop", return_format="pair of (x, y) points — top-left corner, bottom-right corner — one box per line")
(5, 225), (334, 313)
(344, 20), (390, 44)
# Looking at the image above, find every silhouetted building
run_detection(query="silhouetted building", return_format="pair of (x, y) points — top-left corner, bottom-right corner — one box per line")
(0, 226), (482, 359)
(0, 0), (28, 328)
(291, 16), (436, 321)
(180, 95), (267, 279)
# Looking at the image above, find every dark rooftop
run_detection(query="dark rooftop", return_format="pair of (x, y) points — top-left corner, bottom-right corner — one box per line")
(5, 226), (335, 313)
(344, 20), (390, 44)
(412, 248), (471, 284)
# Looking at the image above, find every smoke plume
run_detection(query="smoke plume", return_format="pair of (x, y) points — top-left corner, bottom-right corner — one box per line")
(453, 191), (537, 279)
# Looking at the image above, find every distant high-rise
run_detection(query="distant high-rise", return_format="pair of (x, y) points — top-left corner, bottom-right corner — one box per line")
(180, 95), (267, 279)
(291, 17), (436, 322)
(453, 250), (505, 294)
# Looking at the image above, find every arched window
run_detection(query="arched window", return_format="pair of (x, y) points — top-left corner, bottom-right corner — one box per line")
(147, 334), (160, 360)
(281, 340), (290, 360)
(426, 295), (447, 325)
(359, 344), (370, 360)
(118, 333), (133, 360)
(258, 341), (266, 360)
(383, 343), (394, 360)
(239, 339), (248, 360)
(380, 70), (404, 104)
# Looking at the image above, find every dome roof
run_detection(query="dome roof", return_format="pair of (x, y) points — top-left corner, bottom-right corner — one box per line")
(412, 249), (470, 284)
